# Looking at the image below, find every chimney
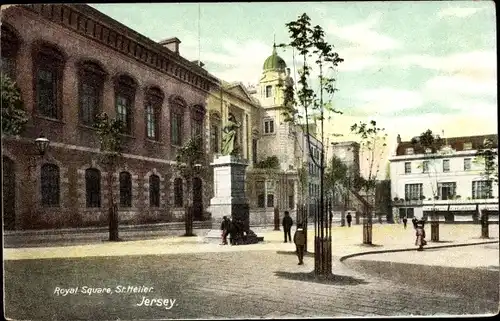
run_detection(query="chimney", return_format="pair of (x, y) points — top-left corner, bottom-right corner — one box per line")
(396, 134), (401, 144)
(159, 37), (181, 55)
(191, 60), (205, 68)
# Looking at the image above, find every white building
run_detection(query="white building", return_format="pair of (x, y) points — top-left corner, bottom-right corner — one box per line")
(389, 134), (499, 222)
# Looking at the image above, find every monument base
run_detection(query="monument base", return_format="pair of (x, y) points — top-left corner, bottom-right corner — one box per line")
(203, 229), (264, 245)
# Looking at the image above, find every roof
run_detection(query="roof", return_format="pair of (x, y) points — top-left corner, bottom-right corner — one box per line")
(263, 45), (286, 71)
(396, 134), (498, 156)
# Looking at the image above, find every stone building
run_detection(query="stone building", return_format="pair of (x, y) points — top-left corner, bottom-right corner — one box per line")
(389, 133), (499, 222)
(1, 4), (220, 230)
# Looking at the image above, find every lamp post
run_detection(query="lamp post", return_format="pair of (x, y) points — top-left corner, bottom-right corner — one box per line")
(26, 134), (50, 229)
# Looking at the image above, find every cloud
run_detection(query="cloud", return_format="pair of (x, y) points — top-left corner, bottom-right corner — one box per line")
(397, 51), (496, 80)
(327, 13), (399, 52)
(347, 88), (424, 116)
(424, 75), (497, 97)
(437, 7), (484, 18)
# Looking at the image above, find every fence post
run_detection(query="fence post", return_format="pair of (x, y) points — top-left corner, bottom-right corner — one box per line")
(481, 210), (489, 238)
(274, 207), (280, 231)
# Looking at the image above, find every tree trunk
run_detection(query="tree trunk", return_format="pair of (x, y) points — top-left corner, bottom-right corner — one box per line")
(108, 170), (119, 241)
(184, 177), (194, 236)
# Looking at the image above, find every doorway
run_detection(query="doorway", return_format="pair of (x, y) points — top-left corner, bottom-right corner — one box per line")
(3, 156), (16, 230)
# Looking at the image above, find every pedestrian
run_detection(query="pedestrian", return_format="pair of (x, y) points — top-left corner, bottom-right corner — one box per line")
(294, 223), (306, 265)
(229, 218), (237, 245)
(346, 212), (352, 227)
(412, 217), (418, 229)
(220, 216), (230, 245)
(282, 211), (293, 243)
(415, 219), (427, 251)
(403, 216), (408, 229)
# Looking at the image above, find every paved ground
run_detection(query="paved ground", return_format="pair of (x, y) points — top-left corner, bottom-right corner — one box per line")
(4, 224), (499, 319)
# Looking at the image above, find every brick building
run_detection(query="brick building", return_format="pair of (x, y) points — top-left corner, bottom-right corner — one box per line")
(1, 4), (220, 229)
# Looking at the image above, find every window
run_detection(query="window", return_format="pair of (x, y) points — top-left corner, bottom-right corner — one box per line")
(265, 85), (272, 98)
(422, 161), (429, 173)
(41, 164), (60, 206)
(171, 111), (183, 145)
(149, 175), (160, 207)
(264, 119), (274, 134)
(443, 159), (450, 172)
(438, 182), (456, 200)
(174, 178), (183, 207)
(405, 183), (423, 201)
(463, 142), (472, 150)
(404, 162), (411, 174)
(211, 124), (219, 153)
(78, 61), (105, 125)
(472, 180), (492, 199)
(267, 194), (274, 208)
(192, 119), (203, 138)
(191, 105), (205, 139)
(35, 46), (65, 119)
(115, 75), (136, 134)
(145, 87), (163, 140)
(405, 148), (414, 155)
(85, 168), (101, 208)
(252, 139), (258, 164)
(1, 25), (20, 80)
(256, 180), (265, 208)
(464, 158), (471, 171)
(119, 172), (132, 207)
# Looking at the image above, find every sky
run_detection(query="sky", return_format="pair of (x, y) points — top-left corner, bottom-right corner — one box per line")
(91, 1), (497, 175)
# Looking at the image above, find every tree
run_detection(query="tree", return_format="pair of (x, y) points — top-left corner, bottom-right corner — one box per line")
(475, 138), (498, 198)
(278, 13), (344, 276)
(350, 120), (387, 244)
(176, 135), (205, 237)
(93, 112), (124, 241)
(412, 129), (445, 242)
(324, 154), (349, 226)
(1, 74), (28, 136)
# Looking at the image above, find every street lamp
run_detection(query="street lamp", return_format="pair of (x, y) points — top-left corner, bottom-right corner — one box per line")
(35, 135), (50, 156)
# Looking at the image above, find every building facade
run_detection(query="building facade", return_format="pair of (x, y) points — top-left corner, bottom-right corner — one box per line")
(1, 4), (220, 230)
(389, 134), (499, 222)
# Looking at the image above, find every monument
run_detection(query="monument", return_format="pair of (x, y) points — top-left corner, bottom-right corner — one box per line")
(204, 114), (263, 244)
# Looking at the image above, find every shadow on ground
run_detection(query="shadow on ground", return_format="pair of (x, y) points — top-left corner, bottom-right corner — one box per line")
(273, 271), (368, 286)
(358, 243), (384, 248)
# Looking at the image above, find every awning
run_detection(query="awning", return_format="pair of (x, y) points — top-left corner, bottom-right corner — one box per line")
(423, 205), (449, 211)
(479, 204), (499, 211)
(449, 205), (477, 211)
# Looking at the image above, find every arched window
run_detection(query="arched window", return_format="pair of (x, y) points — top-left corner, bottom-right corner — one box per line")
(170, 97), (185, 146)
(85, 168), (101, 208)
(174, 178), (183, 207)
(145, 87), (164, 141)
(78, 60), (106, 125)
(115, 75), (137, 134)
(33, 43), (65, 119)
(191, 105), (205, 139)
(41, 163), (60, 207)
(119, 171), (132, 207)
(1, 24), (20, 80)
(149, 174), (160, 207)
(210, 113), (221, 153)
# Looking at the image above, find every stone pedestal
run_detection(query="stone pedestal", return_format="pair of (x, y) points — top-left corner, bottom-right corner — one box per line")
(204, 155), (263, 244)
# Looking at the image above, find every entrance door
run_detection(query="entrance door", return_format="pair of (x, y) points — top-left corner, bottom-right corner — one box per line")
(3, 156), (16, 230)
(192, 177), (203, 221)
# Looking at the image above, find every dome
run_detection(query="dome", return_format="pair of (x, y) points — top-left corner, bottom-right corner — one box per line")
(263, 46), (287, 71)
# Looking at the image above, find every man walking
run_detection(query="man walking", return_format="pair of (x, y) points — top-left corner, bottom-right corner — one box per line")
(220, 216), (230, 245)
(282, 211), (293, 243)
(346, 212), (352, 227)
(403, 216), (408, 229)
(294, 223), (306, 265)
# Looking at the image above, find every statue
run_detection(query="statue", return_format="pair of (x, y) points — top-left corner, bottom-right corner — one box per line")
(221, 113), (240, 156)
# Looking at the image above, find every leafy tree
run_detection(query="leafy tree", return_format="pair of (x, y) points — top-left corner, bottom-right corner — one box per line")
(93, 112), (124, 241)
(278, 12), (344, 275)
(475, 138), (498, 198)
(412, 129), (445, 204)
(1, 74), (28, 136)
(176, 135), (205, 236)
(254, 156), (280, 169)
(350, 120), (387, 210)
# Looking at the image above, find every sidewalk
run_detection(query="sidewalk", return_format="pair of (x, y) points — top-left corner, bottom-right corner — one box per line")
(5, 223), (498, 264)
